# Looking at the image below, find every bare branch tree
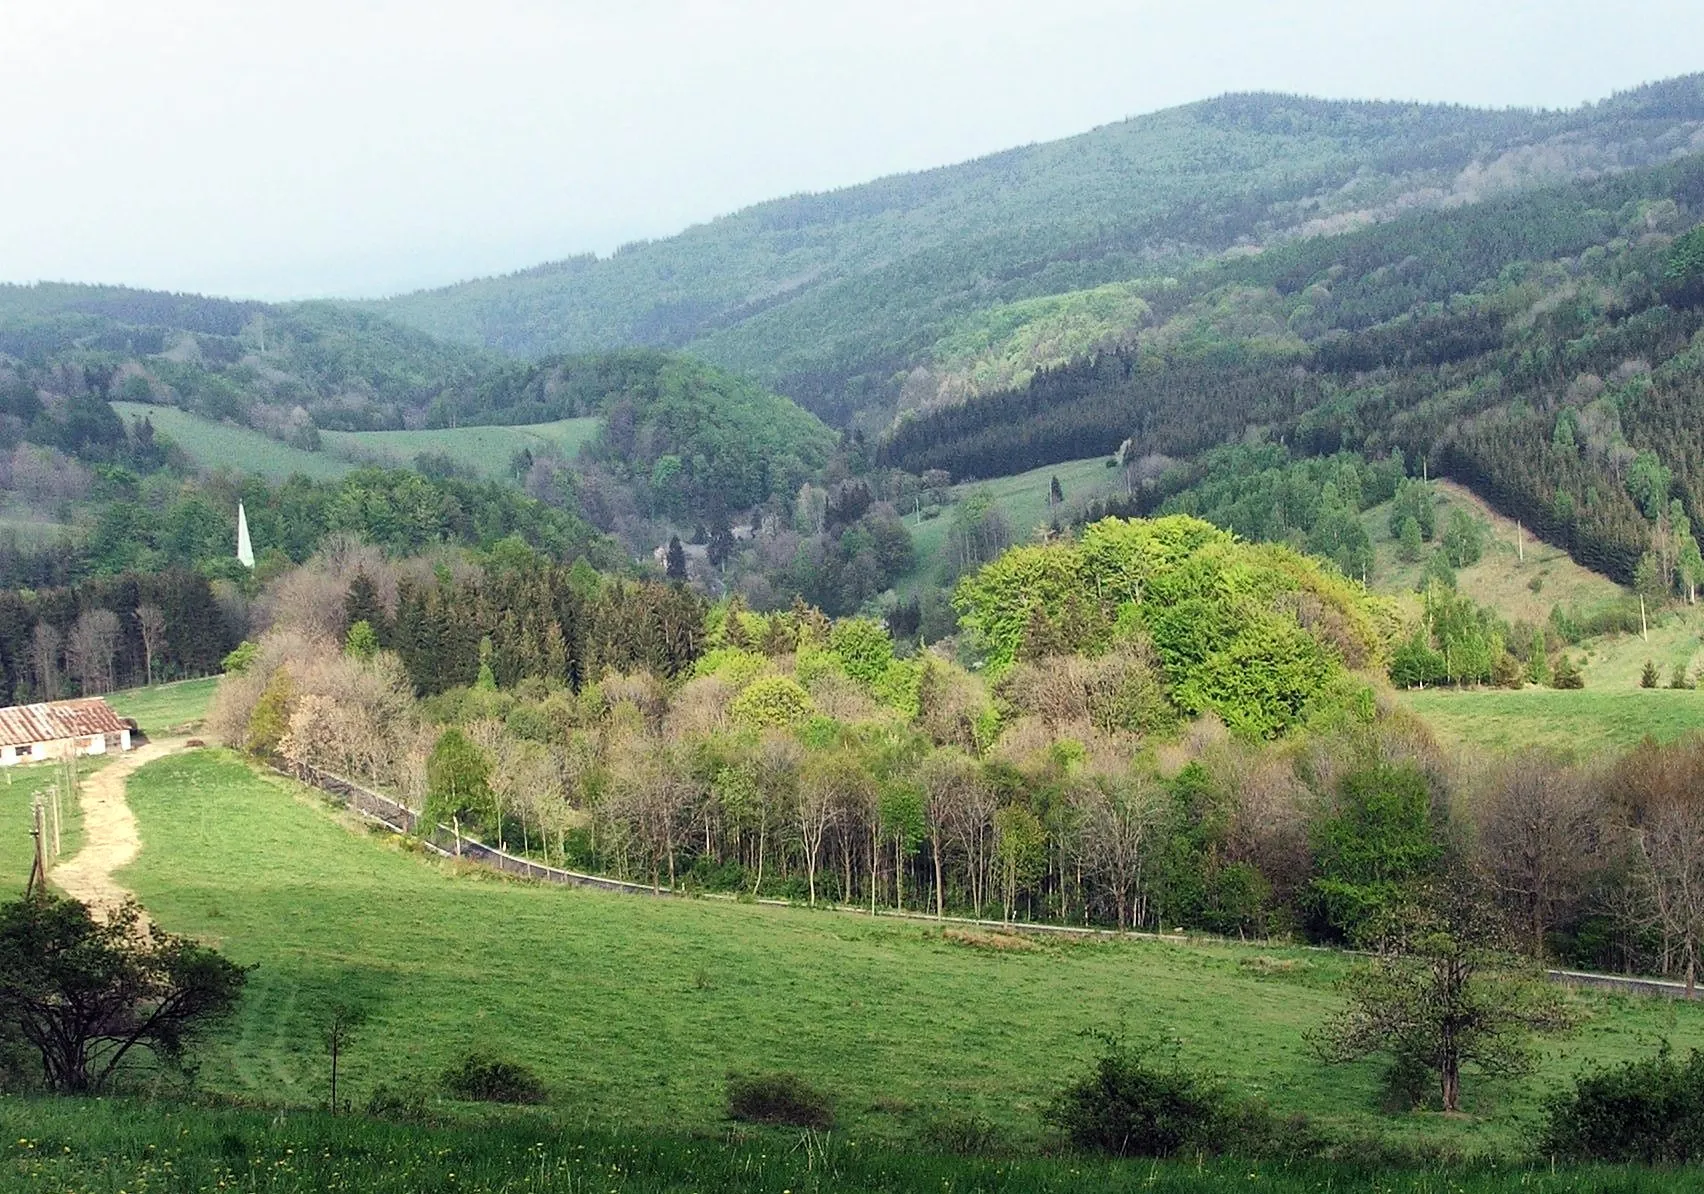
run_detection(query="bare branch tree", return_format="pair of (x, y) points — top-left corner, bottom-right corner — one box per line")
(1473, 751), (1607, 956)
(65, 609), (121, 695)
(796, 756), (849, 906)
(1614, 739), (1704, 992)
(31, 621), (62, 700)
(1074, 774), (1169, 930)
(135, 604), (166, 687)
(1635, 787), (1704, 996)
(919, 750), (982, 918)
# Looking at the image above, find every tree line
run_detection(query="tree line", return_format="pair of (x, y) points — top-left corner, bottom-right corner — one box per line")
(0, 460), (616, 592)
(207, 524), (1704, 988)
(0, 567), (231, 701)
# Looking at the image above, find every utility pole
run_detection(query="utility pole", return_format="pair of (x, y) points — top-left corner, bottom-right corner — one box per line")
(1516, 520), (1524, 564)
(1641, 594), (1650, 642)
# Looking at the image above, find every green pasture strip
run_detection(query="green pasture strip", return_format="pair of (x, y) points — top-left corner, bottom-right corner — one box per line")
(112, 751), (1704, 1154)
(112, 403), (353, 481)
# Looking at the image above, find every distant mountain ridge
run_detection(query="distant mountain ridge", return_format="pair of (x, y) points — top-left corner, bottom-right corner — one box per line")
(368, 76), (1704, 422)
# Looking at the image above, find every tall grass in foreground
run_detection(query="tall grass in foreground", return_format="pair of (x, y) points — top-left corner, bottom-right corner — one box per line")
(5, 1097), (1703, 1193)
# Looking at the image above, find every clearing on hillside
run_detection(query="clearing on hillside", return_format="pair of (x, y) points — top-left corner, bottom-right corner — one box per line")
(1400, 687), (1704, 755)
(107, 677), (219, 738)
(321, 418), (600, 479)
(112, 403), (353, 481)
(1363, 479), (1627, 626)
(899, 455), (1125, 593)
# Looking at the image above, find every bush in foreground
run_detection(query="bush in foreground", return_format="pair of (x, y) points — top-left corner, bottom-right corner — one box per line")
(1540, 1043), (1704, 1162)
(439, 1052), (546, 1104)
(0, 893), (247, 1093)
(726, 1071), (834, 1129)
(1045, 1036), (1235, 1157)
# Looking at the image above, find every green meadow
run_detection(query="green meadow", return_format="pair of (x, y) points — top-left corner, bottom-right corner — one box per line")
(900, 455), (1125, 594)
(322, 418), (600, 479)
(110, 403), (602, 483)
(106, 676), (221, 737)
(91, 750), (1704, 1157)
(1, 756), (91, 884)
(1398, 687), (1704, 755)
(112, 403), (354, 481)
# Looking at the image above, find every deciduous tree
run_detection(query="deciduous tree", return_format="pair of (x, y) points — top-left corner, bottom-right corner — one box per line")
(1310, 888), (1573, 1112)
(0, 894), (247, 1093)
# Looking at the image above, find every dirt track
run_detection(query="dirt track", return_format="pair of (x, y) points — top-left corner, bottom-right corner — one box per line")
(51, 738), (185, 921)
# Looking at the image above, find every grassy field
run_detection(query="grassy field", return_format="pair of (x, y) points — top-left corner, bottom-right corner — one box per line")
(1364, 481), (1704, 751)
(6, 1097), (1701, 1194)
(1364, 480), (1627, 626)
(1400, 687), (1704, 755)
(322, 418), (600, 479)
(1, 756), (93, 888)
(104, 750), (1704, 1156)
(1571, 609), (1704, 689)
(109, 402), (601, 484)
(900, 455), (1125, 594)
(112, 403), (354, 481)
(107, 676), (220, 737)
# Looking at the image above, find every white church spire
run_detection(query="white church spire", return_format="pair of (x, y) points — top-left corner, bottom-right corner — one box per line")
(236, 502), (255, 569)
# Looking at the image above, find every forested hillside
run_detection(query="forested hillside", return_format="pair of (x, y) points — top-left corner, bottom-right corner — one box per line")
(12, 79), (1704, 684)
(0, 284), (833, 580)
(372, 77), (1704, 423)
(880, 153), (1704, 590)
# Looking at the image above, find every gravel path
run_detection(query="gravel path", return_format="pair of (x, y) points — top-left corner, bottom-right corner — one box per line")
(51, 738), (186, 922)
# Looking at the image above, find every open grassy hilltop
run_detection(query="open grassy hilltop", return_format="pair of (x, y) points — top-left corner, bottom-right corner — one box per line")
(320, 418), (600, 479)
(1363, 480), (1629, 629)
(112, 402), (602, 483)
(112, 402), (355, 481)
(106, 676), (220, 738)
(899, 455), (1126, 594)
(89, 749), (1704, 1156)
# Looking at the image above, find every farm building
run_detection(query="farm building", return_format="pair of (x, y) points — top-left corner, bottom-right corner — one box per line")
(0, 698), (132, 766)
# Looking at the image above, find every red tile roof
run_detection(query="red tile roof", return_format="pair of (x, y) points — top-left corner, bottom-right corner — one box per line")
(0, 698), (127, 748)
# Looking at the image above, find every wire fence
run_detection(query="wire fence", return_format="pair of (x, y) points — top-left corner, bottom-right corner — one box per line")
(281, 761), (663, 897)
(278, 761), (1695, 998)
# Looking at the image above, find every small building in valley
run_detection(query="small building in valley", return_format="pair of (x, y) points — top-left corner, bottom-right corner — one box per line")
(0, 698), (132, 766)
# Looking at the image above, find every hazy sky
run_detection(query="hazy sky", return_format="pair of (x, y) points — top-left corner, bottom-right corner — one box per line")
(3, 0), (1699, 300)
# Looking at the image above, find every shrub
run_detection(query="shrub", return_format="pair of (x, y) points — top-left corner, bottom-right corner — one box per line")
(725, 1071), (834, 1129)
(439, 1052), (546, 1104)
(1551, 655), (1585, 689)
(1642, 659), (1660, 688)
(1540, 1044), (1704, 1162)
(1045, 1036), (1233, 1157)
(921, 1110), (1002, 1155)
(366, 1082), (429, 1120)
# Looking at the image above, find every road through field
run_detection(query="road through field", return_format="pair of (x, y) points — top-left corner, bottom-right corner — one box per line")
(52, 738), (186, 921)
